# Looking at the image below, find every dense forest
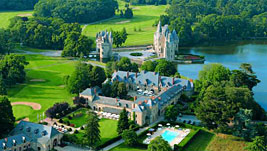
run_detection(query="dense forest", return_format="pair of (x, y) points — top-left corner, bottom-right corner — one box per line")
(8, 17), (93, 57)
(0, 0), (38, 10)
(158, 0), (267, 46)
(33, 0), (118, 23)
(122, 0), (169, 5)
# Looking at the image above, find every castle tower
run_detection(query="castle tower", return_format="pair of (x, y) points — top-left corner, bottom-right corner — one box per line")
(96, 30), (113, 60)
(153, 21), (179, 61)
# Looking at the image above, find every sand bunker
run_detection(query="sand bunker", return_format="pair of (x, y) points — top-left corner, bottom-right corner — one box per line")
(12, 102), (41, 110)
(30, 79), (46, 82)
(17, 13), (32, 17)
(116, 20), (130, 24)
(16, 118), (29, 123)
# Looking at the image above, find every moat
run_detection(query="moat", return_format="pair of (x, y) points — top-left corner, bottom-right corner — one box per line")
(178, 40), (267, 110)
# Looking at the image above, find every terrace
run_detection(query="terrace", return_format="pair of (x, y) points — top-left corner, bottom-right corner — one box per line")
(143, 123), (190, 148)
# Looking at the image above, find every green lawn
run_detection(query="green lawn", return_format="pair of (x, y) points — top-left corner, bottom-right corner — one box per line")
(12, 105), (34, 120)
(110, 143), (147, 151)
(83, 2), (168, 46)
(0, 10), (33, 28)
(181, 130), (215, 151)
(8, 54), (77, 122)
(74, 118), (118, 147)
(62, 108), (89, 128)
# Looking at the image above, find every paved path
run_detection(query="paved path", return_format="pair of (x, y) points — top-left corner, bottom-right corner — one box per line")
(102, 116), (164, 151)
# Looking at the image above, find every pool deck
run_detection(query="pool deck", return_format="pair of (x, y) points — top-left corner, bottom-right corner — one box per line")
(143, 127), (190, 148)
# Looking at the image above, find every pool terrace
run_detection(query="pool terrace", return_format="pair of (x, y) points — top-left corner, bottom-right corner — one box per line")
(143, 125), (190, 148)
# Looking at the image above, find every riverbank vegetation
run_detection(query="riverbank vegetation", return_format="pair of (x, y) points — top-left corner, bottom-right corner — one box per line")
(159, 0), (266, 46)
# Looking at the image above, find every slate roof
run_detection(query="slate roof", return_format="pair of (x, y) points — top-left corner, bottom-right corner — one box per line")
(80, 88), (95, 97)
(0, 134), (30, 150)
(94, 96), (133, 109)
(9, 121), (61, 145)
(112, 71), (191, 88)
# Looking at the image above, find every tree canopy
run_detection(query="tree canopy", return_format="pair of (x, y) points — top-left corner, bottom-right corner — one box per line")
(117, 108), (130, 134)
(161, 0), (267, 46)
(34, 0), (118, 23)
(148, 136), (172, 151)
(85, 111), (100, 148)
(0, 0), (38, 10)
(0, 97), (15, 138)
(195, 63), (266, 131)
(122, 129), (138, 146)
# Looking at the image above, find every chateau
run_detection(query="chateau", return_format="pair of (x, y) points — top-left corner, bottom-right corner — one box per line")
(96, 30), (113, 60)
(0, 121), (63, 151)
(80, 70), (193, 126)
(154, 21), (179, 61)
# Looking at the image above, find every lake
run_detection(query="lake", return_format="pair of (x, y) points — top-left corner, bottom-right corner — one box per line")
(178, 40), (267, 110)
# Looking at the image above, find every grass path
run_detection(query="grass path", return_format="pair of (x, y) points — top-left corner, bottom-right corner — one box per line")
(8, 55), (77, 122)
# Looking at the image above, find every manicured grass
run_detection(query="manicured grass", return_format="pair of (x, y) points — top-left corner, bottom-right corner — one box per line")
(74, 118), (118, 146)
(0, 10), (33, 28)
(62, 108), (89, 128)
(83, 1), (168, 46)
(181, 130), (215, 151)
(110, 143), (147, 151)
(206, 133), (248, 151)
(12, 105), (34, 120)
(14, 45), (56, 53)
(8, 54), (77, 122)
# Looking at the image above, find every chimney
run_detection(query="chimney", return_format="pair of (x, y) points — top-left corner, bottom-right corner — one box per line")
(135, 72), (138, 78)
(144, 100), (148, 103)
(172, 77), (175, 85)
(158, 97), (161, 101)
(134, 96), (137, 101)
(127, 71), (129, 78)
(4, 138), (8, 143)
(138, 101), (142, 105)
(154, 72), (156, 75)
(132, 104), (135, 109)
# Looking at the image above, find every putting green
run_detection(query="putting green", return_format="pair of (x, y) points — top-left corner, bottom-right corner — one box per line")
(12, 105), (34, 120)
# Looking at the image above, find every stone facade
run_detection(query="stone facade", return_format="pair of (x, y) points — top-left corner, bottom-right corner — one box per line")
(80, 71), (193, 126)
(0, 121), (63, 151)
(96, 30), (113, 60)
(154, 21), (179, 61)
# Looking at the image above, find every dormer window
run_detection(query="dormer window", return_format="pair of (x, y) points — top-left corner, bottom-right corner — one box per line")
(125, 104), (128, 108)
(13, 140), (16, 146)
(20, 126), (23, 131)
(22, 136), (26, 143)
(26, 127), (31, 132)
(42, 131), (47, 136)
(34, 129), (39, 134)
(2, 143), (6, 149)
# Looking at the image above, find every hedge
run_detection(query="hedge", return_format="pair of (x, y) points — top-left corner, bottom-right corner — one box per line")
(130, 52), (143, 56)
(174, 129), (201, 151)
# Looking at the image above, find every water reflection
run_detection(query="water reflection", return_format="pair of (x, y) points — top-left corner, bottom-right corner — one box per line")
(178, 41), (267, 110)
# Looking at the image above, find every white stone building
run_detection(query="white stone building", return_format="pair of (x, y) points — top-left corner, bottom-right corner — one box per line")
(96, 30), (113, 60)
(154, 21), (179, 61)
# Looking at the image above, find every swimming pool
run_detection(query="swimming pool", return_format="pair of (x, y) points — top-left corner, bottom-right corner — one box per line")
(161, 130), (179, 143)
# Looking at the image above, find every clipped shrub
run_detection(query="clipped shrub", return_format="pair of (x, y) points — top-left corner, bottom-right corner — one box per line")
(59, 119), (64, 123)
(68, 128), (72, 132)
(74, 130), (79, 134)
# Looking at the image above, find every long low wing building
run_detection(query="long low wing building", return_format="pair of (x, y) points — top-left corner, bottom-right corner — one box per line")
(80, 70), (193, 126)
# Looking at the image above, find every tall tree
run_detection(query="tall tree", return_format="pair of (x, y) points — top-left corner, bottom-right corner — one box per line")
(117, 82), (128, 99)
(90, 66), (106, 87)
(122, 129), (138, 146)
(148, 136), (172, 151)
(155, 59), (177, 76)
(141, 60), (157, 71)
(66, 62), (92, 95)
(117, 108), (129, 134)
(233, 109), (257, 141)
(85, 111), (100, 148)
(0, 75), (7, 95)
(164, 105), (178, 122)
(0, 97), (15, 138)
